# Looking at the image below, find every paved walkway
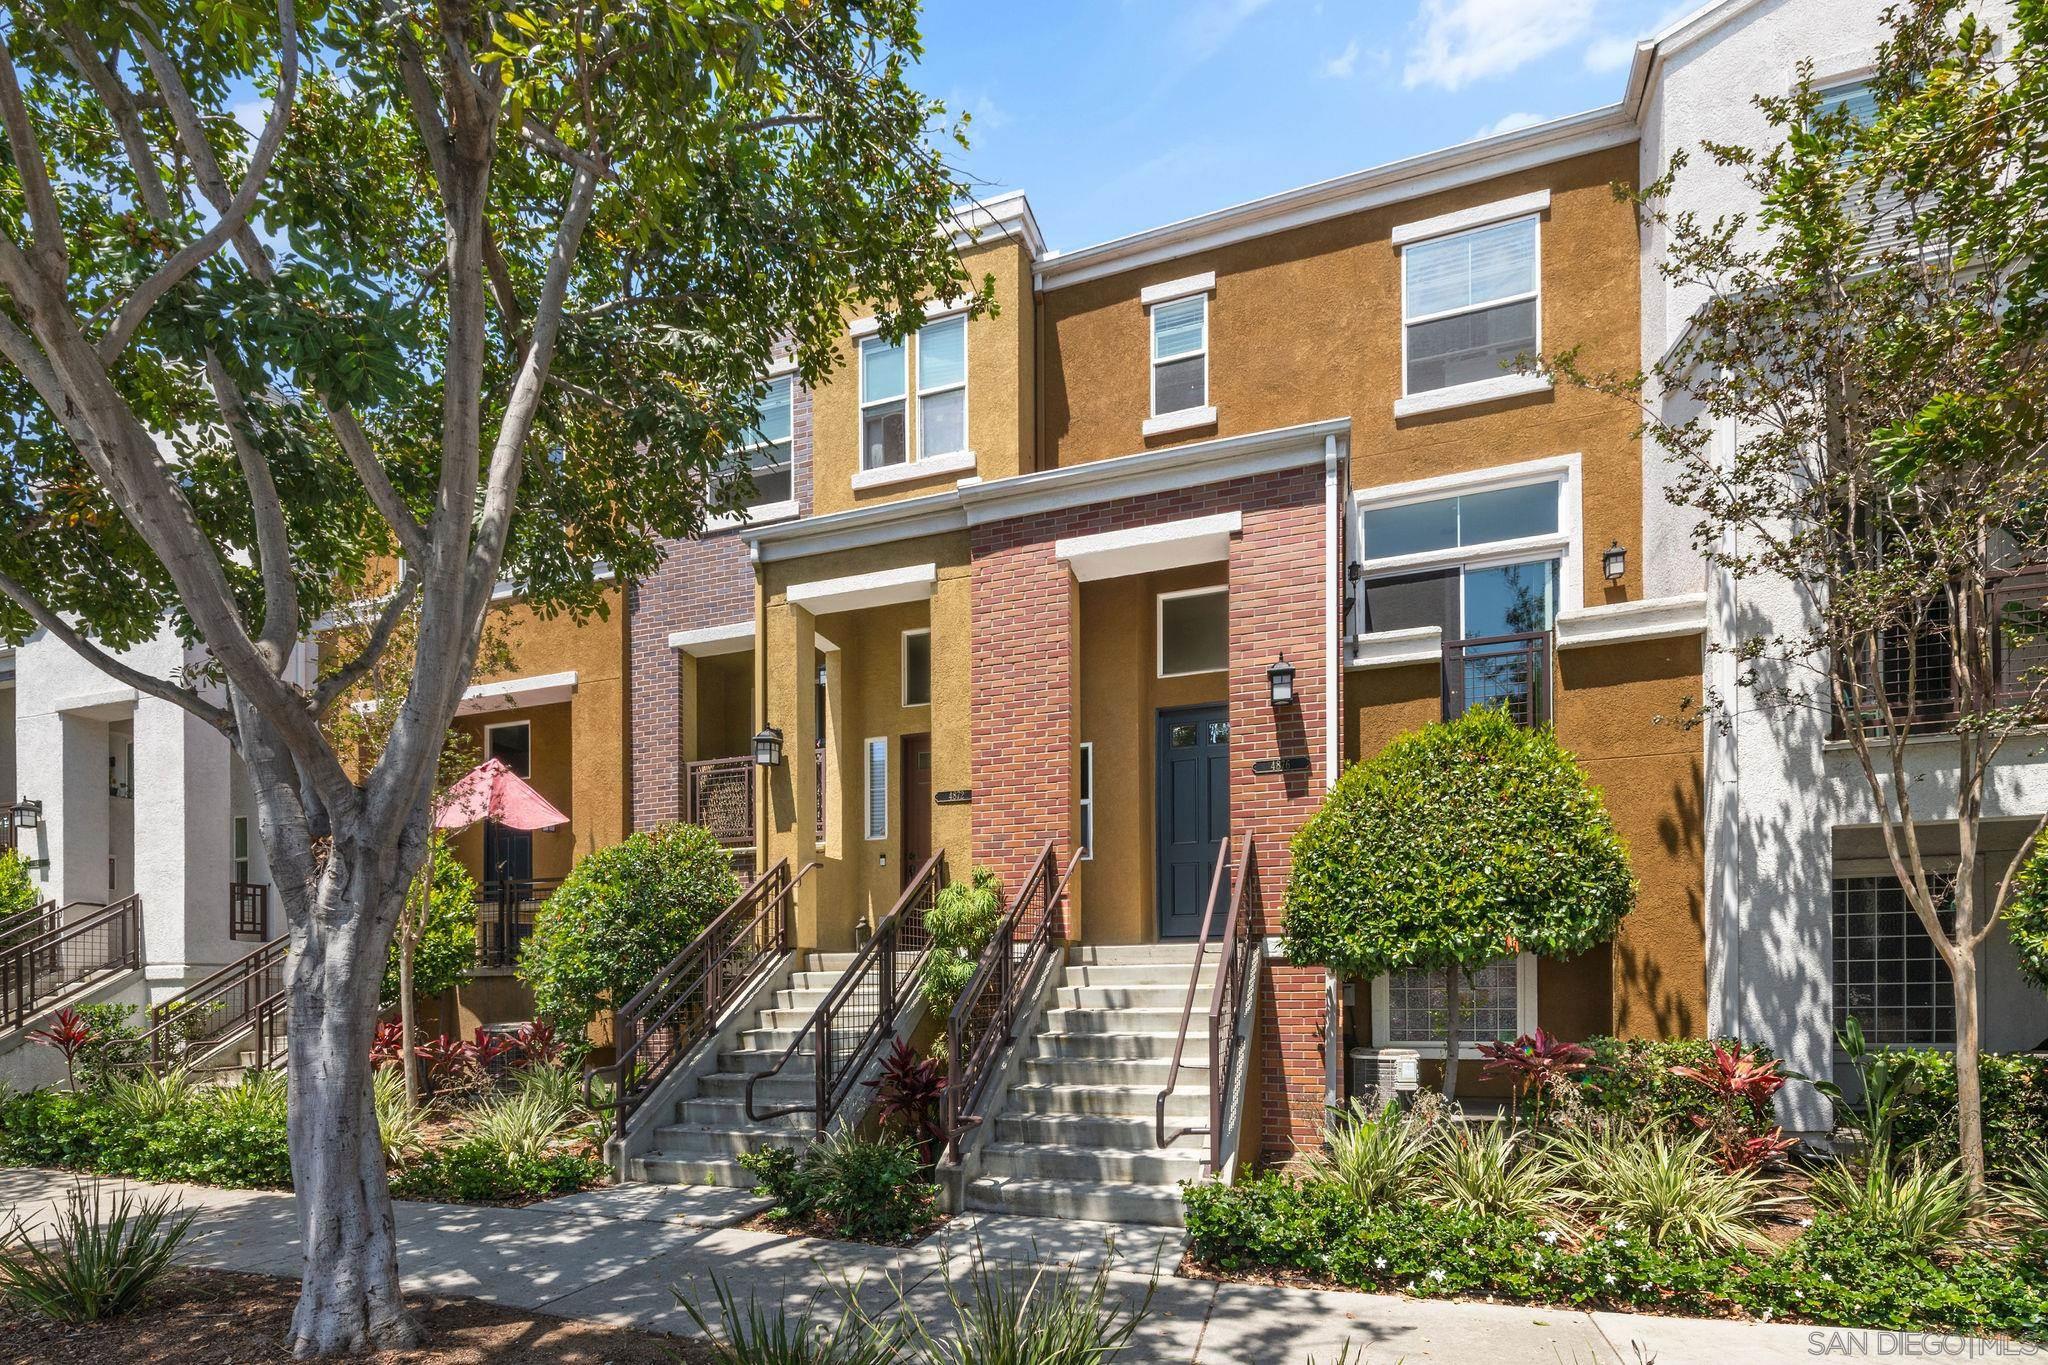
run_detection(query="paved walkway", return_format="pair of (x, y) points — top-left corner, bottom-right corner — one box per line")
(0, 1166), (1938, 1362)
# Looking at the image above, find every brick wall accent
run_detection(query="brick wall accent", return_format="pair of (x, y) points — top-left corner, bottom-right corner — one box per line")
(971, 460), (1336, 1158)
(627, 384), (812, 830)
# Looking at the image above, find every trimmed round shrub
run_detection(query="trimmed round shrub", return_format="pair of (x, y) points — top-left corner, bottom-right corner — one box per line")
(1282, 706), (1637, 982)
(516, 824), (740, 1036)
(381, 833), (479, 1008)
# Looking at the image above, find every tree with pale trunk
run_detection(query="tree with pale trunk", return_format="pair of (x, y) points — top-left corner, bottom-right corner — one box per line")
(1553, 1), (2048, 1193)
(0, 0), (985, 1351)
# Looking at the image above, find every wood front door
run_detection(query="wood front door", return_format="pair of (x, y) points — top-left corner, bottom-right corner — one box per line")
(901, 733), (933, 888)
(1155, 705), (1229, 940)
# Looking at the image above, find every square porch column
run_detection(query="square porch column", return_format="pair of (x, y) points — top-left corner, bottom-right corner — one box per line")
(132, 694), (233, 995)
(760, 597), (823, 945)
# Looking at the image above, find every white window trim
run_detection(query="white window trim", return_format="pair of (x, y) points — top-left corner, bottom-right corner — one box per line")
(1148, 291), (1210, 422)
(1139, 271), (1215, 306)
(727, 372), (797, 516)
(232, 815), (252, 884)
(1398, 211), (1542, 403)
(1156, 584), (1229, 679)
(1141, 405), (1218, 438)
(1369, 954), (1538, 1059)
(1390, 190), (1550, 246)
(850, 447), (976, 491)
(916, 315), (970, 463)
(704, 499), (800, 533)
(1350, 454), (1583, 640)
(483, 719), (532, 780)
(1393, 371), (1552, 419)
(863, 736), (888, 842)
(1077, 742), (1095, 861)
(858, 334), (908, 473)
(901, 628), (931, 708)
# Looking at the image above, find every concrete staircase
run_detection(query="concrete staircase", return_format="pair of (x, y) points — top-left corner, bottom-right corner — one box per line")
(964, 944), (1212, 1228)
(629, 950), (855, 1187)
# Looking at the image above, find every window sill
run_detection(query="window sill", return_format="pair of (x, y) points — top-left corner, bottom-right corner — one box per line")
(850, 450), (976, 491)
(703, 499), (800, 533)
(1347, 626), (1443, 670)
(1141, 406), (1217, 438)
(1393, 372), (1551, 419)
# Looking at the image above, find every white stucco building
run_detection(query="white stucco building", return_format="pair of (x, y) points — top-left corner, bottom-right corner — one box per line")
(1630, 0), (2048, 1128)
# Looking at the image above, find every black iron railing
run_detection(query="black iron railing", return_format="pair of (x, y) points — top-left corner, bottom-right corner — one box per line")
(140, 935), (288, 1075)
(0, 896), (143, 1032)
(229, 882), (269, 941)
(943, 840), (1082, 1162)
(0, 899), (58, 956)
(747, 849), (943, 1135)
(596, 858), (815, 1137)
(474, 878), (561, 969)
(1834, 572), (2048, 735)
(1158, 837), (1260, 1173)
(1443, 630), (1550, 725)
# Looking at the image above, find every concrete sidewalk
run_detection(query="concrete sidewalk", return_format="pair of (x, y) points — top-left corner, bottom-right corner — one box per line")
(0, 1166), (1905, 1362)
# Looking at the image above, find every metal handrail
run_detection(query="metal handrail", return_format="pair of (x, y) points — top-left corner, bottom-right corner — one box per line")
(1201, 840), (1261, 1173)
(942, 840), (1084, 1162)
(137, 935), (289, 1074)
(594, 857), (817, 1137)
(0, 899), (58, 955)
(1156, 841), (1234, 1149)
(0, 895), (142, 1032)
(746, 848), (945, 1134)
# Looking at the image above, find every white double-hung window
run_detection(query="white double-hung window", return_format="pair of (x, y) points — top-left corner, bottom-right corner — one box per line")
(858, 314), (970, 480)
(1354, 475), (1566, 644)
(1402, 215), (1539, 397)
(916, 317), (967, 460)
(1150, 295), (1208, 417)
(745, 374), (794, 507)
(860, 336), (909, 470)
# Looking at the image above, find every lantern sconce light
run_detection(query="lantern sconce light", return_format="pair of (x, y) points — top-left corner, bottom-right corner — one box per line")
(1267, 655), (1297, 707)
(751, 726), (785, 768)
(1602, 541), (1628, 584)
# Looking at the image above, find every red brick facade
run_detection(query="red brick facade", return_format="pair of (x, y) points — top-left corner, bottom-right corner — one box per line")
(969, 460), (1335, 1157)
(628, 384), (812, 830)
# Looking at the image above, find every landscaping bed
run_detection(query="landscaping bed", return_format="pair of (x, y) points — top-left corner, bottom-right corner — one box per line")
(0, 1266), (710, 1365)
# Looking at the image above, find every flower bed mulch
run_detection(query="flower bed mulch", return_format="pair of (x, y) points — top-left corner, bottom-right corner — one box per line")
(0, 1267), (713, 1365)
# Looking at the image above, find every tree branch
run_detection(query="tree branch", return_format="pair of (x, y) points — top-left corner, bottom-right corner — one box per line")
(99, 0), (299, 362)
(53, 25), (173, 220)
(0, 34), (69, 276)
(310, 576), (420, 717)
(0, 567), (232, 731)
(203, 351), (299, 665)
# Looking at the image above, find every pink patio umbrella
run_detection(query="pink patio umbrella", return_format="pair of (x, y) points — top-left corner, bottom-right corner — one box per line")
(395, 759), (567, 1104)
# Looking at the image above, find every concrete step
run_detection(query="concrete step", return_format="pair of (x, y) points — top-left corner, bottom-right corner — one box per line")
(737, 1026), (807, 1053)
(978, 1141), (1210, 1185)
(1034, 1030), (1207, 1061)
(771, 986), (833, 1011)
(1067, 944), (1205, 966)
(1020, 1053), (1206, 1087)
(757, 1006), (830, 1030)
(1054, 985), (1203, 1010)
(993, 1110), (1205, 1151)
(807, 952), (861, 972)
(1006, 1081), (1208, 1119)
(631, 1152), (757, 1188)
(718, 1046), (815, 1074)
(678, 1095), (815, 1130)
(965, 1175), (1188, 1228)
(698, 1070), (814, 1102)
(651, 1123), (812, 1158)
(1040, 1006), (1203, 1035)
(786, 971), (855, 990)
(1058, 965), (1216, 988)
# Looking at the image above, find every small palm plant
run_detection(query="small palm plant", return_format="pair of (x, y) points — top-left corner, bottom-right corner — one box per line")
(899, 1237), (1156, 1365)
(1308, 1100), (1434, 1204)
(676, 1275), (900, 1365)
(1809, 1156), (1977, 1252)
(0, 1181), (196, 1322)
(1428, 1120), (1566, 1223)
(2003, 1146), (2048, 1225)
(1553, 1127), (1780, 1252)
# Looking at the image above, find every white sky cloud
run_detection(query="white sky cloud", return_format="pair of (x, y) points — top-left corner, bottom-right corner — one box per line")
(1582, 33), (1638, 72)
(1181, 0), (1281, 64)
(1475, 110), (1548, 138)
(1403, 0), (1597, 91)
(1321, 38), (1362, 79)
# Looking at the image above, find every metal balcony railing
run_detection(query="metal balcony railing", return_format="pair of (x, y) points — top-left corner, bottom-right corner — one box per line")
(1442, 630), (1551, 725)
(474, 878), (561, 970)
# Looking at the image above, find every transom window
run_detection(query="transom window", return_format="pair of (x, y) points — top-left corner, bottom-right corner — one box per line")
(1832, 870), (1956, 1047)
(860, 316), (969, 472)
(1402, 216), (1538, 395)
(1157, 586), (1227, 678)
(1150, 295), (1208, 416)
(901, 629), (931, 708)
(1355, 480), (1562, 643)
(744, 375), (793, 507)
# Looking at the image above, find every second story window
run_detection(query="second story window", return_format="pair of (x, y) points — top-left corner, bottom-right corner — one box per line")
(861, 335), (908, 469)
(1356, 479), (1561, 641)
(1150, 295), (1208, 417)
(746, 375), (794, 507)
(1402, 216), (1538, 396)
(917, 317), (967, 460)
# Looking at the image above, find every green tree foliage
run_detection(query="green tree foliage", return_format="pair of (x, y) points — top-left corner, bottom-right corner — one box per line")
(517, 824), (740, 1036)
(379, 835), (477, 1009)
(2007, 841), (2048, 994)
(0, 848), (41, 921)
(920, 866), (1003, 1018)
(1283, 708), (1635, 1092)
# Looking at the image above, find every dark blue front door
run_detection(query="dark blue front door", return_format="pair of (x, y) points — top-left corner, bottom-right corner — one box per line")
(1155, 705), (1229, 940)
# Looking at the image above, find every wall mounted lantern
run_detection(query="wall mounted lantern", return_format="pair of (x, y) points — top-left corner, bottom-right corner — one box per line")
(1267, 656), (1297, 707)
(7, 798), (40, 830)
(751, 726), (784, 768)
(1602, 541), (1628, 583)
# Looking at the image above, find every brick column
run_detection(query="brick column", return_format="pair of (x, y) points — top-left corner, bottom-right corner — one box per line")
(969, 524), (1076, 901)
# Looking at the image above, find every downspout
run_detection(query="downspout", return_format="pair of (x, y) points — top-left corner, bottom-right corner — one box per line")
(1321, 431), (1346, 1114)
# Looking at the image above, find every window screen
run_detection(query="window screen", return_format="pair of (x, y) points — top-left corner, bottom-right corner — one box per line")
(864, 738), (888, 841)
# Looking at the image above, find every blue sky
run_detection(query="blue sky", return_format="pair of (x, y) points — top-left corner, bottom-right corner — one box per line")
(913, 0), (1694, 253)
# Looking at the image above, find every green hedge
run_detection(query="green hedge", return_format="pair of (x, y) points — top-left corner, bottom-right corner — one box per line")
(0, 1087), (291, 1189)
(1881, 1051), (2048, 1174)
(1574, 1036), (1782, 1136)
(389, 1142), (608, 1203)
(1184, 1175), (2047, 1338)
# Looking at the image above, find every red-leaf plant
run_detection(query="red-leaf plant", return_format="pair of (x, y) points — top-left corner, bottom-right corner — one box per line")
(469, 1027), (519, 1076)
(414, 1034), (478, 1090)
(1670, 1043), (1794, 1171)
(1477, 1028), (1595, 1125)
(29, 1006), (93, 1092)
(1669, 1043), (1786, 1122)
(863, 1039), (947, 1168)
(510, 1020), (567, 1070)
(1710, 1126), (1800, 1174)
(369, 1019), (406, 1071)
